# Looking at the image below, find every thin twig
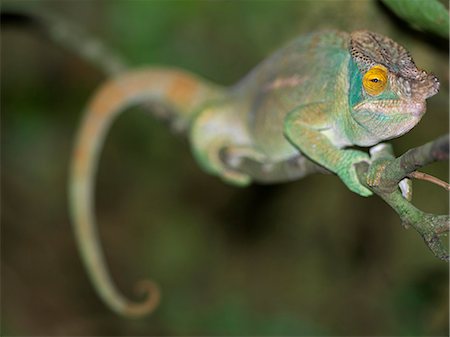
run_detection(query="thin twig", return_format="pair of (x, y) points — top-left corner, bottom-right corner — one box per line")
(408, 171), (450, 191)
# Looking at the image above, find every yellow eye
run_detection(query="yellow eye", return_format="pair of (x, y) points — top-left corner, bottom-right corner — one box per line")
(362, 65), (388, 96)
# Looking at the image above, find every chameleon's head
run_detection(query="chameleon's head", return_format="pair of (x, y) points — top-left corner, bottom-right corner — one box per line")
(348, 30), (439, 145)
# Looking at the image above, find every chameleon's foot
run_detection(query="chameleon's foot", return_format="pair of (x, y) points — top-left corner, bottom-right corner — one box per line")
(218, 145), (269, 186)
(368, 143), (413, 200)
(337, 149), (373, 197)
(193, 139), (255, 187)
(366, 161), (413, 200)
(220, 145), (267, 169)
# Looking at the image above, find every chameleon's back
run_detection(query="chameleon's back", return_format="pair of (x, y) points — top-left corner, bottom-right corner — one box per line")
(233, 31), (351, 161)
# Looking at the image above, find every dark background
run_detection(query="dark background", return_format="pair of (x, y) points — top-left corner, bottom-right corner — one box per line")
(2, 0), (449, 335)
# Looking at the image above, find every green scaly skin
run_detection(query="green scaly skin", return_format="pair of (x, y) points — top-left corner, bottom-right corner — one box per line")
(192, 30), (439, 196)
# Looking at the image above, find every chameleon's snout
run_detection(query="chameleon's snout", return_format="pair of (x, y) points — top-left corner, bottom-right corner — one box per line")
(411, 71), (440, 100)
(425, 74), (439, 99)
(395, 70), (440, 102)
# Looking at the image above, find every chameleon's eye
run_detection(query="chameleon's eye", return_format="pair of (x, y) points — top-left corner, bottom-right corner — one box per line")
(363, 65), (388, 96)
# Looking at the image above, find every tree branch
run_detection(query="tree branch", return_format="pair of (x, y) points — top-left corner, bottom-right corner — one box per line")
(355, 134), (449, 261)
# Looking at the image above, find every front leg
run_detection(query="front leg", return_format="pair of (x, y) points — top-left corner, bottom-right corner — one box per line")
(284, 103), (372, 196)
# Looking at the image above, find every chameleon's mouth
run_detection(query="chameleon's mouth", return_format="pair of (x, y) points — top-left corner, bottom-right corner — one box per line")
(352, 99), (426, 142)
(354, 100), (426, 118)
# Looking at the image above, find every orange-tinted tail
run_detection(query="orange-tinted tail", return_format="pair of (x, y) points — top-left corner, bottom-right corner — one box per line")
(69, 67), (222, 317)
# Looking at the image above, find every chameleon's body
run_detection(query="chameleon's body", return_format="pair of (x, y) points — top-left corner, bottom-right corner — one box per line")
(69, 31), (439, 316)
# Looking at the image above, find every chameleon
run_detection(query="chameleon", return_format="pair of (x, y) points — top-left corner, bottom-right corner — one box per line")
(69, 30), (439, 317)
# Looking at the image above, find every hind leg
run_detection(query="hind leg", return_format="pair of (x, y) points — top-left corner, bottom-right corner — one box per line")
(190, 105), (268, 186)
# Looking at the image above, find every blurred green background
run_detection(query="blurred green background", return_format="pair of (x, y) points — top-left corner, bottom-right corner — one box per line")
(2, 0), (448, 335)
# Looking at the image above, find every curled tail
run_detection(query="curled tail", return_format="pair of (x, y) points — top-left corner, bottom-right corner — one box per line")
(69, 67), (222, 317)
